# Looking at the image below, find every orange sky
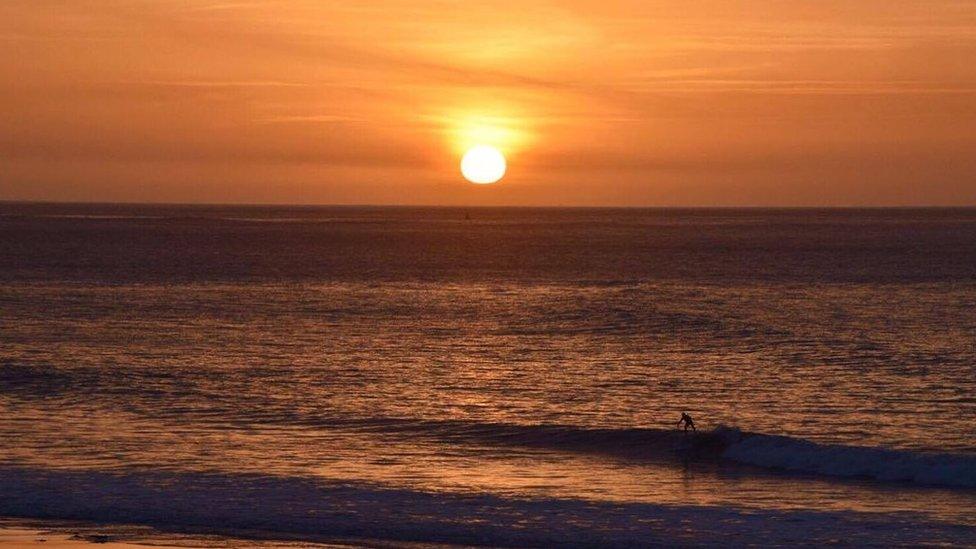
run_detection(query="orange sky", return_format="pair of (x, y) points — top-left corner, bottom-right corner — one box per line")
(2, 1), (975, 206)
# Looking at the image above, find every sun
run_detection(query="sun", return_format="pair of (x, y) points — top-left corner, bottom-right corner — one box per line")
(461, 145), (506, 184)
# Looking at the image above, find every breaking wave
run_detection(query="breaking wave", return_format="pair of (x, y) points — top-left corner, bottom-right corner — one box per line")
(715, 426), (976, 488)
(0, 467), (972, 547)
(336, 418), (976, 489)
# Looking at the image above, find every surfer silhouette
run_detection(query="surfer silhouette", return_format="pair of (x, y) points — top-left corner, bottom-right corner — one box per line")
(677, 412), (696, 433)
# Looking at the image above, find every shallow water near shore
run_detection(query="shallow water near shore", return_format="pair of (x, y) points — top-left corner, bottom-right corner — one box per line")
(1, 204), (975, 546)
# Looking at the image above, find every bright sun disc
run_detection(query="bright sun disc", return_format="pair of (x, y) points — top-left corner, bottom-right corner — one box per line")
(461, 145), (506, 184)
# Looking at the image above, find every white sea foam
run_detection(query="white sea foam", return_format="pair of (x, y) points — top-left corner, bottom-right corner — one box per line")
(0, 467), (972, 547)
(717, 426), (976, 488)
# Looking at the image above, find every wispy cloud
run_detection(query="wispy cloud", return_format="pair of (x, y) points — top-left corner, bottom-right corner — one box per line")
(3, 0), (976, 204)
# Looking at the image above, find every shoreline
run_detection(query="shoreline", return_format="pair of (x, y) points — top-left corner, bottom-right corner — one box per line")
(0, 519), (454, 548)
(0, 526), (175, 549)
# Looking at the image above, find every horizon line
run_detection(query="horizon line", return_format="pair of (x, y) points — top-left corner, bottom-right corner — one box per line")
(3, 199), (976, 210)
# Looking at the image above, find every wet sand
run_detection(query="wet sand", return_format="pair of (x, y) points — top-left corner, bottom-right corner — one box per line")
(0, 527), (180, 548)
(0, 522), (421, 548)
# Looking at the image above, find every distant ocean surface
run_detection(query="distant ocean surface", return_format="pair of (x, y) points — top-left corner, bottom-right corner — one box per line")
(1, 203), (975, 547)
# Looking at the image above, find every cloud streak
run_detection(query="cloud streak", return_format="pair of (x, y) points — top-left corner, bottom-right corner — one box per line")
(1, 0), (975, 205)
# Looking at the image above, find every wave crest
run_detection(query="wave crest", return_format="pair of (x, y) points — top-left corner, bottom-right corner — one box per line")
(715, 426), (976, 488)
(345, 418), (976, 488)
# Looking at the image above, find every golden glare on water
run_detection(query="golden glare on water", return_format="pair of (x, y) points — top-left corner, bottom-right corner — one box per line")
(461, 145), (507, 184)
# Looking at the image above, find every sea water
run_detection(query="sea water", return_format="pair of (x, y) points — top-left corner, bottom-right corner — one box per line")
(1, 203), (974, 546)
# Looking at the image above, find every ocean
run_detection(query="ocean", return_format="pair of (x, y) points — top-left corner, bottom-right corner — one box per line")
(1, 203), (974, 547)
